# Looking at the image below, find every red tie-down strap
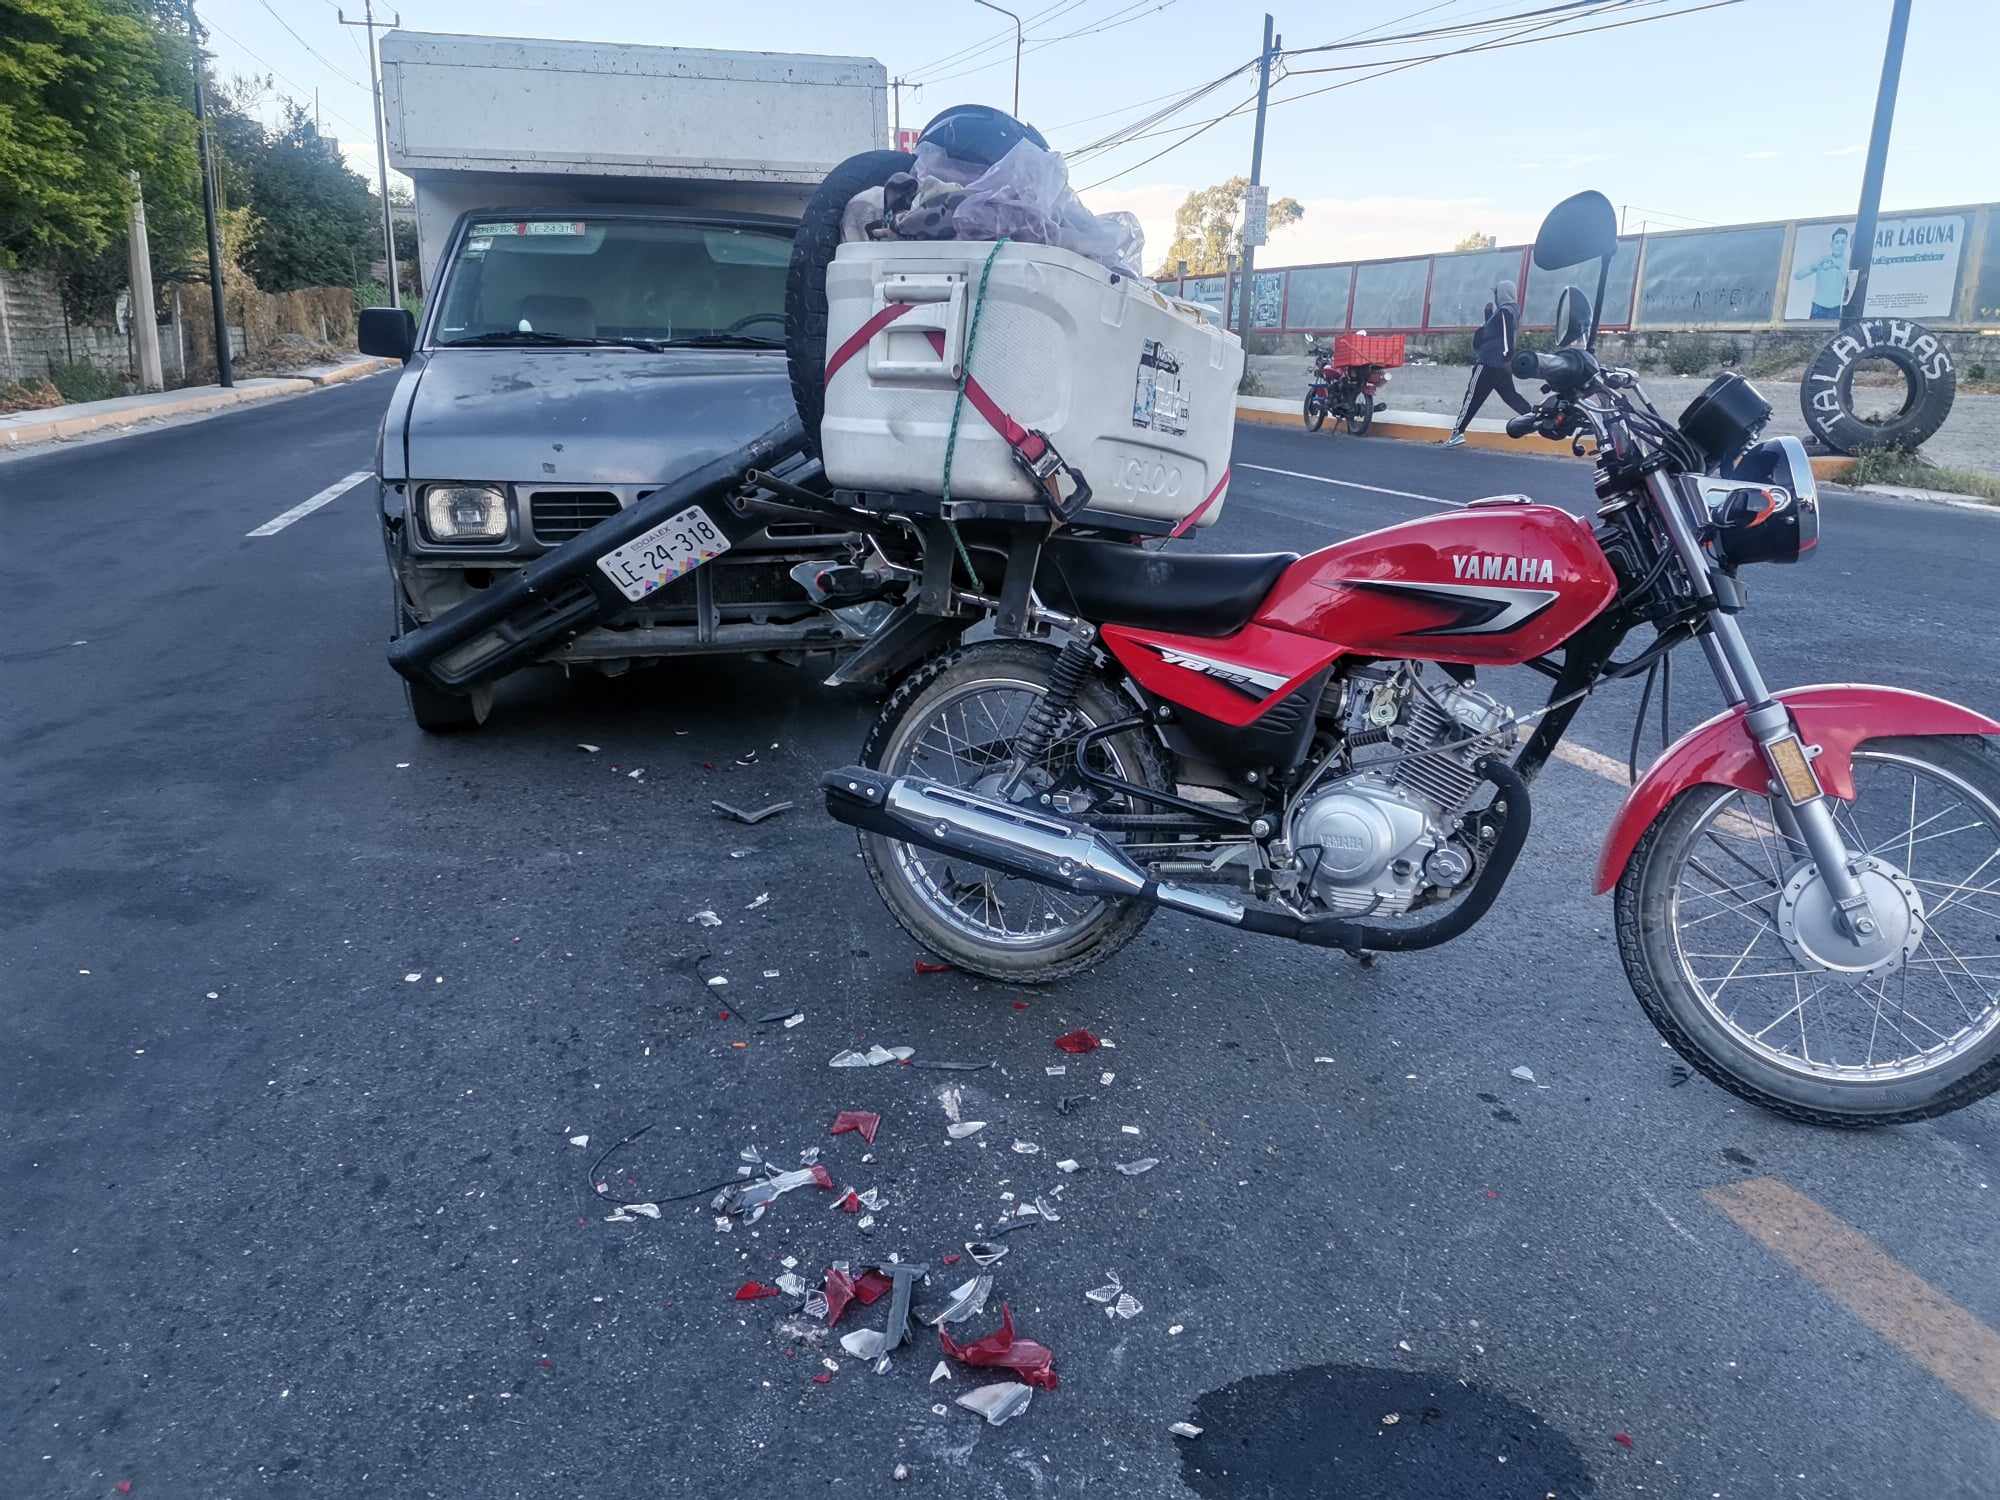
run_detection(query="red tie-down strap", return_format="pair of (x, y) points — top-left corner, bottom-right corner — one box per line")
(1167, 468), (1231, 539)
(824, 301), (917, 383)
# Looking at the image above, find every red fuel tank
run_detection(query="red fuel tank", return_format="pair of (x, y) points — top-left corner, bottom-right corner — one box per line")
(1253, 499), (1618, 665)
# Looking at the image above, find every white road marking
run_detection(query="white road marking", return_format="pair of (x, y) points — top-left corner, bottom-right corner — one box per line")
(247, 471), (371, 537)
(1236, 462), (1464, 508)
(1552, 740), (1631, 785)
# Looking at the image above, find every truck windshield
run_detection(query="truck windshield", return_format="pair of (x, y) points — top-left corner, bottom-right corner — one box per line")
(433, 218), (793, 347)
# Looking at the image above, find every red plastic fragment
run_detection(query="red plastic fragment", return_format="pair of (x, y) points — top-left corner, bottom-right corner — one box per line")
(853, 1269), (893, 1305)
(1053, 1028), (1100, 1054)
(914, 959), (954, 974)
(734, 1281), (782, 1301)
(835, 1188), (860, 1213)
(937, 1303), (1059, 1390)
(1484, 1189), (1499, 1200)
(1011, 1000), (1029, 1011)
(830, 1109), (881, 1145)
(812, 1372), (832, 1384)
(116, 1485), (133, 1496)
(538, 1357), (553, 1370)
(940, 1252), (961, 1266)
(1613, 1432), (1634, 1450)
(810, 1163), (834, 1189)
(718, 1010), (730, 1020)
(823, 1268), (857, 1326)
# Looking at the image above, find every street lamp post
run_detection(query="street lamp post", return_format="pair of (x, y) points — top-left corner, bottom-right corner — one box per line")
(971, 0), (1022, 116)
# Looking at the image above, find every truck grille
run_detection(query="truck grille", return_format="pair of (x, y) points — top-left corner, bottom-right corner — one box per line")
(530, 491), (622, 544)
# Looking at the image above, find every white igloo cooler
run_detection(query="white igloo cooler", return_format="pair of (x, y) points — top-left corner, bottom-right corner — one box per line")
(819, 240), (1244, 529)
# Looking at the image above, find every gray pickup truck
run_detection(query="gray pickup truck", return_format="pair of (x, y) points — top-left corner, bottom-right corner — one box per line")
(362, 206), (877, 730)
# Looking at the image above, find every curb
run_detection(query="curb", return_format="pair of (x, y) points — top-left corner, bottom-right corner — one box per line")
(1236, 396), (1861, 482)
(1, 357), (397, 451)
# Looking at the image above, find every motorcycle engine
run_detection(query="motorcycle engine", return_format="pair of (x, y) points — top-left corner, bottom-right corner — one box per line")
(1291, 667), (1514, 917)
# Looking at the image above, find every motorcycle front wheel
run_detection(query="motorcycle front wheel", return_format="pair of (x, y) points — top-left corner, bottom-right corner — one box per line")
(855, 642), (1170, 983)
(1617, 736), (2000, 1125)
(1303, 390), (1328, 431)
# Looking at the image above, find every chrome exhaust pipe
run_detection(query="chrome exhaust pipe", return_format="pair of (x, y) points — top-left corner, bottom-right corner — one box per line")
(821, 757), (1534, 957)
(821, 766), (1246, 921)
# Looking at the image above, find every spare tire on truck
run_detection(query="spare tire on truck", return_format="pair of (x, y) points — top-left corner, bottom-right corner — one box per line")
(785, 149), (914, 456)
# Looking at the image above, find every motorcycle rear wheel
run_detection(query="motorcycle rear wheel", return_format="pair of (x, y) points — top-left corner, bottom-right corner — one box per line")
(1617, 736), (2000, 1125)
(855, 642), (1169, 983)
(1303, 391), (1328, 431)
(1346, 386), (1375, 436)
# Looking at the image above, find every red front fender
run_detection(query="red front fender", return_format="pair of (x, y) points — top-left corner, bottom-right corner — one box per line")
(1592, 684), (2000, 894)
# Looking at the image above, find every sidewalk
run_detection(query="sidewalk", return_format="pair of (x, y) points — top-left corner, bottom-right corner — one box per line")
(0, 355), (396, 451)
(1250, 355), (2000, 475)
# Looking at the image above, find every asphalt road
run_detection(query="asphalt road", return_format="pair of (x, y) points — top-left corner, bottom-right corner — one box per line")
(3, 378), (1996, 1500)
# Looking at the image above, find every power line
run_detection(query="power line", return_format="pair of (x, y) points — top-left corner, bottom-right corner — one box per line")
(918, 0), (1184, 87)
(1063, 57), (1258, 161)
(1074, 0), (1742, 188)
(903, 0), (1083, 80)
(1076, 83), (1261, 191)
(199, 13), (369, 133)
(255, 0), (366, 88)
(1285, 0), (1630, 54)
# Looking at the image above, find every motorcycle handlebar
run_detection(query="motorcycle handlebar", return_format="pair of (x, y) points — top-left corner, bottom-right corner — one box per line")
(1510, 347), (1596, 387)
(1505, 410), (1544, 439)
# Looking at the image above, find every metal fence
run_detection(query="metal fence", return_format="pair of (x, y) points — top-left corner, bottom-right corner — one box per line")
(1173, 201), (1999, 335)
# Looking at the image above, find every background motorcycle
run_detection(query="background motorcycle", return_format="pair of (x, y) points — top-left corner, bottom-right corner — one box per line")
(1302, 333), (1394, 436)
(823, 190), (2000, 1128)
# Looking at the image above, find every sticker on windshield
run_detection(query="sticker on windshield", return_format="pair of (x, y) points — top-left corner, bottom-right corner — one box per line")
(470, 220), (588, 238)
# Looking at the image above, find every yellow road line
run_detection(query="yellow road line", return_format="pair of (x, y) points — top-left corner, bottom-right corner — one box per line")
(1706, 1176), (2000, 1423)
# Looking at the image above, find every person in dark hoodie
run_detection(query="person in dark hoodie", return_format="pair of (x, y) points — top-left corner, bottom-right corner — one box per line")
(1443, 277), (1532, 447)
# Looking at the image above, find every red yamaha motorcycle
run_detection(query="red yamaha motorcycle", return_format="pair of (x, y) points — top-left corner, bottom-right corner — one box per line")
(820, 192), (2000, 1126)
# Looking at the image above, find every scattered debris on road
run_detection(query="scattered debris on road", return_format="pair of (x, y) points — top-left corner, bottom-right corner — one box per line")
(830, 1044), (915, 1067)
(1114, 1158), (1158, 1176)
(830, 1109), (881, 1145)
(1510, 1065), (1537, 1084)
(938, 1304), (1059, 1389)
(712, 798), (795, 825)
(1054, 1028), (1101, 1054)
(1169, 1421), (1203, 1439)
(956, 1381), (1033, 1426)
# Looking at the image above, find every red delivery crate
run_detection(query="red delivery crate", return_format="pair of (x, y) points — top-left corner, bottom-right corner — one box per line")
(1331, 333), (1405, 369)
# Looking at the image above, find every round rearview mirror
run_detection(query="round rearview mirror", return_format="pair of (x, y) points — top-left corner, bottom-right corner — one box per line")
(1553, 286), (1593, 348)
(1533, 190), (1618, 270)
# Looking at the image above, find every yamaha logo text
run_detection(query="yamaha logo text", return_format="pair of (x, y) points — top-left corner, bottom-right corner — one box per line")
(1451, 553), (1557, 584)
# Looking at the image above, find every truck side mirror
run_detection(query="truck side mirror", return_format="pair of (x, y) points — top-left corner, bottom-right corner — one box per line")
(359, 306), (417, 362)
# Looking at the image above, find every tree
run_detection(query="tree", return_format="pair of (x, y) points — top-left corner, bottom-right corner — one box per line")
(244, 102), (373, 290)
(0, 0), (202, 284)
(1454, 230), (1497, 251)
(1150, 177), (1302, 280)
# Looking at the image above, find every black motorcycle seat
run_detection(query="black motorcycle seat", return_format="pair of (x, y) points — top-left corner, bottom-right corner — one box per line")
(1036, 538), (1298, 637)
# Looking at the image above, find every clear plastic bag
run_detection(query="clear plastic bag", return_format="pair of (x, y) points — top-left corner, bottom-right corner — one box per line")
(907, 139), (1144, 277)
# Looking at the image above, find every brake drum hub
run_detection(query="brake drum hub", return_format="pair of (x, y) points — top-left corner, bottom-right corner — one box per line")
(1776, 855), (1924, 976)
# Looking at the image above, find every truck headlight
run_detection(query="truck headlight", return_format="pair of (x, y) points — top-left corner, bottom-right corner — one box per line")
(422, 484), (508, 542)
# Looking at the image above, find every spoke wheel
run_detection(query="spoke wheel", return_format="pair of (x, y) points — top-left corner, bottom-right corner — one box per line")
(1619, 737), (2000, 1124)
(855, 642), (1168, 983)
(1303, 391), (1328, 431)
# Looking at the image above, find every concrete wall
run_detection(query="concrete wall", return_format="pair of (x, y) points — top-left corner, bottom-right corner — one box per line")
(1179, 201), (2000, 338)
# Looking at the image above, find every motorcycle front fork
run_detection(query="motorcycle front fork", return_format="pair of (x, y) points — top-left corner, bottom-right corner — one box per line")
(1647, 471), (1876, 941)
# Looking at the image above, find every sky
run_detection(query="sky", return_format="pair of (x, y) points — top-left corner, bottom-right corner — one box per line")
(195, 0), (1998, 271)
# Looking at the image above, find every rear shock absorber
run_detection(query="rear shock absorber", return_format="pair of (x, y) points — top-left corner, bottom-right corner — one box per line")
(1004, 626), (1099, 791)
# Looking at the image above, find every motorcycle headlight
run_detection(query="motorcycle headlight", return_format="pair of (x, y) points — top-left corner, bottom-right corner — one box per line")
(422, 484), (508, 542)
(1699, 436), (1820, 566)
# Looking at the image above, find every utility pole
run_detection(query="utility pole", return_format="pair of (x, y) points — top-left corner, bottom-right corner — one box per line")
(891, 76), (904, 146)
(1237, 13), (1277, 350)
(126, 172), (164, 391)
(1841, 0), (1911, 326)
(342, 1), (403, 309)
(186, 0), (232, 387)
(971, 0), (1023, 116)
